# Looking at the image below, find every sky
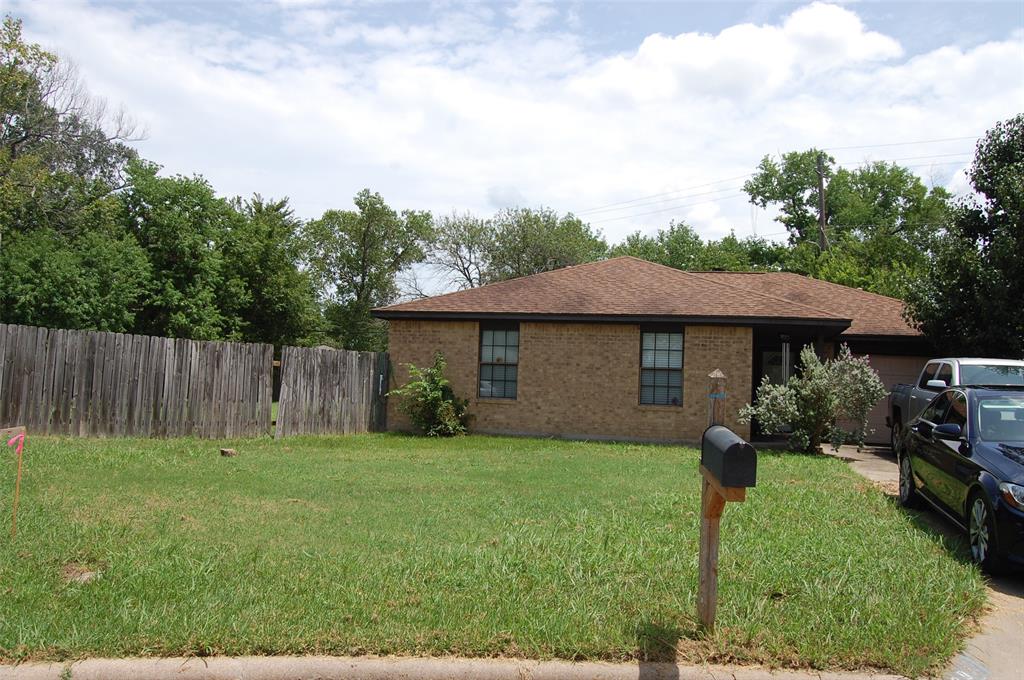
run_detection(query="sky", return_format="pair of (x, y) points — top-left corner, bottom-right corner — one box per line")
(7, 0), (1024, 249)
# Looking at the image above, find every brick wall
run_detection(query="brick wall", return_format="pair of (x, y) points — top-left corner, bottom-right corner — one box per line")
(386, 319), (752, 443)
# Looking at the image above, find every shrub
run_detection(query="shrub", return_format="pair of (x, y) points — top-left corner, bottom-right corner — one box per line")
(388, 352), (470, 437)
(739, 344), (887, 453)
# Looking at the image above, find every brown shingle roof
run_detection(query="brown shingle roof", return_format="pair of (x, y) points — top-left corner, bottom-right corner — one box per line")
(375, 256), (920, 337)
(691, 271), (919, 337)
(375, 257), (850, 328)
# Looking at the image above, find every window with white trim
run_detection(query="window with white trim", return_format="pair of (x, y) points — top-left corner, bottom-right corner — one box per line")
(640, 329), (683, 405)
(479, 323), (519, 399)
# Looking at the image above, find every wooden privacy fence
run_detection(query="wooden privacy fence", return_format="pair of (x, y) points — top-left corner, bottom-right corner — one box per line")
(275, 346), (387, 438)
(0, 324), (273, 438)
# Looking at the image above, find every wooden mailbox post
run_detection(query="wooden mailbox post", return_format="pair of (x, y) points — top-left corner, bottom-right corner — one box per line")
(697, 370), (757, 631)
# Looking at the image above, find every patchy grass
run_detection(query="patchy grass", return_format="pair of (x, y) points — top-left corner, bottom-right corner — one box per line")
(0, 434), (986, 675)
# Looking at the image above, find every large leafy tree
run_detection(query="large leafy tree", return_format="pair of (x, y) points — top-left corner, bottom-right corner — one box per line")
(0, 219), (150, 332)
(122, 160), (248, 340)
(224, 195), (320, 346)
(303, 189), (433, 350)
(744, 150), (950, 297)
(484, 207), (606, 281)
(743, 149), (832, 245)
(0, 16), (137, 242)
(610, 221), (786, 271)
(905, 115), (1024, 356)
(0, 16), (151, 332)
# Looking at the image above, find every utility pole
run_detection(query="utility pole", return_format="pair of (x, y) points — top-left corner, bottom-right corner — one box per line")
(816, 152), (830, 252)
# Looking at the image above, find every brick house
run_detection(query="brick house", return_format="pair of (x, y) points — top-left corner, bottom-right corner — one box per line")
(373, 256), (930, 444)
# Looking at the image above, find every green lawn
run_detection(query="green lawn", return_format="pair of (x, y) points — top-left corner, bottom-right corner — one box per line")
(0, 434), (986, 675)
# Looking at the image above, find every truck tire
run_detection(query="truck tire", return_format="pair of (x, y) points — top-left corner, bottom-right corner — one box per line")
(890, 420), (902, 456)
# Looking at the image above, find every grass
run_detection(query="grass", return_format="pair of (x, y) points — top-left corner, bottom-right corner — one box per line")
(0, 434), (987, 675)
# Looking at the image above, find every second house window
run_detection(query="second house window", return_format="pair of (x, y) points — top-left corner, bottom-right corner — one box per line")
(640, 329), (683, 405)
(479, 323), (519, 399)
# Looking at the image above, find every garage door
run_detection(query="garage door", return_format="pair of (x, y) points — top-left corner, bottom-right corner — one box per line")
(859, 355), (928, 445)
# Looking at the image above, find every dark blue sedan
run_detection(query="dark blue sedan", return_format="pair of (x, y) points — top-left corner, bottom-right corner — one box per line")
(896, 386), (1024, 573)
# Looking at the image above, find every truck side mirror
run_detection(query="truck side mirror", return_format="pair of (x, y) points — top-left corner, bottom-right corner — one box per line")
(926, 379), (948, 389)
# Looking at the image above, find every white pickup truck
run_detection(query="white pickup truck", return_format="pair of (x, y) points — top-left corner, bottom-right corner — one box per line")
(888, 357), (1024, 451)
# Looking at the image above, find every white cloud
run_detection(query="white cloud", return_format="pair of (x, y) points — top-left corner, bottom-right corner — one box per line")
(506, 1), (558, 32)
(7, 0), (1022, 257)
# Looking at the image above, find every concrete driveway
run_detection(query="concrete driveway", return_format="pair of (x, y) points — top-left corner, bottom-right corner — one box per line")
(829, 446), (1024, 680)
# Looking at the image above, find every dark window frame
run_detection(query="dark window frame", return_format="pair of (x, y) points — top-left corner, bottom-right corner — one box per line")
(478, 322), (519, 400)
(639, 325), (683, 406)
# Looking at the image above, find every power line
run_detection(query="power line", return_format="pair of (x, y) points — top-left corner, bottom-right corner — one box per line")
(589, 193), (748, 224)
(836, 151), (973, 164)
(578, 184), (744, 216)
(577, 142), (976, 225)
(823, 135), (979, 151)
(575, 173), (752, 214)
(836, 158), (971, 170)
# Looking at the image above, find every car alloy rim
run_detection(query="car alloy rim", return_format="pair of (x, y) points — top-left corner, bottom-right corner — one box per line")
(899, 456), (912, 501)
(969, 498), (989, 564)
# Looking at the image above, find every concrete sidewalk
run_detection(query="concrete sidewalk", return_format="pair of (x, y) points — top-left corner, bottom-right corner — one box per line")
(828, 445), (1024, 680)
(0, 656), (906, 680)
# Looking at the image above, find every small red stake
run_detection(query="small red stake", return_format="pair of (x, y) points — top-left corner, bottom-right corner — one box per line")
(7, 428), (26, 539)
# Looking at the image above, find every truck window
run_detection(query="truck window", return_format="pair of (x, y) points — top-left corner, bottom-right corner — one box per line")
(918, 362), (939, 389)
(960, 365), (1024, 386)
(935, 363), (953, 387)
(943, 391), (968, 430)
(921, 392), (952, 424)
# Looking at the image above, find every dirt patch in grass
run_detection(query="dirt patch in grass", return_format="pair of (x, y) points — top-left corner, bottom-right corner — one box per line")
(60, 562), (100, 585)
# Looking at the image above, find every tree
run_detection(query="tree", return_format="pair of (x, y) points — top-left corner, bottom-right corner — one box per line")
(744, 150), (950, 297)
(0, 16), (139, 244)
(223, 195), (321, 346)
(904, 115), (1024, 356)
(610, 222), (787, 272)
(122, 160), (247, 340)
(743, 149), (832, 245)
(484, 207), (606, 281)
(0, 221), (150, 332)
(302, 189), (433, 350)
(430, 211), (491, 289)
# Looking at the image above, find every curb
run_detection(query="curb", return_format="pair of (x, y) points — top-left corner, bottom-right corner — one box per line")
(0, 656), (908, 680)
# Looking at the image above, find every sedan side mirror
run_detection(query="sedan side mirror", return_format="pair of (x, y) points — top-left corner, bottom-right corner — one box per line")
(933, 423), (962, 440)
(926, 379), (948, 389)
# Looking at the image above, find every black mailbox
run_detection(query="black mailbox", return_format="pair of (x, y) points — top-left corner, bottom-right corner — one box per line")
(701, 425), (757, 488)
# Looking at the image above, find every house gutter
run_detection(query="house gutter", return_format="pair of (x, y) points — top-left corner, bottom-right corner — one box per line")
(371, 310), (852, 331)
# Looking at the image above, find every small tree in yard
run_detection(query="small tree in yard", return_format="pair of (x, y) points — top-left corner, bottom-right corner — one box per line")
(739, 344), (887, 453)
(389, 353), (469, 437)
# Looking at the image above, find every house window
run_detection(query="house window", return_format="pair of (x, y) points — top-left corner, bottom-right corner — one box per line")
(479, 323), (519, 399)
(640, 329), (683, 405)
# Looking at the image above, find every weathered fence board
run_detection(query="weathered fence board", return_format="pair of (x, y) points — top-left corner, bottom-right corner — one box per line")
(0, 324), (273, 438)
(276, 346), (387, 438)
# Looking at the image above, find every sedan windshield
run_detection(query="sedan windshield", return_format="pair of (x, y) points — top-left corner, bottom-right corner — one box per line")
(960, 365), (1024, 386)
(977, 396), (1024, 441)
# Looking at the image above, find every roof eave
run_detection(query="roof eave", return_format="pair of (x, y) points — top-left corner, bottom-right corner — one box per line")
(372, 309), (852, 329)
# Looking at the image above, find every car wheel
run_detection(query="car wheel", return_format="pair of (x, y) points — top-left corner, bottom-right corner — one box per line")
(968, 492), (1005, 575)
(898, 454), (920, 508)
(890, 422), (902, 456)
